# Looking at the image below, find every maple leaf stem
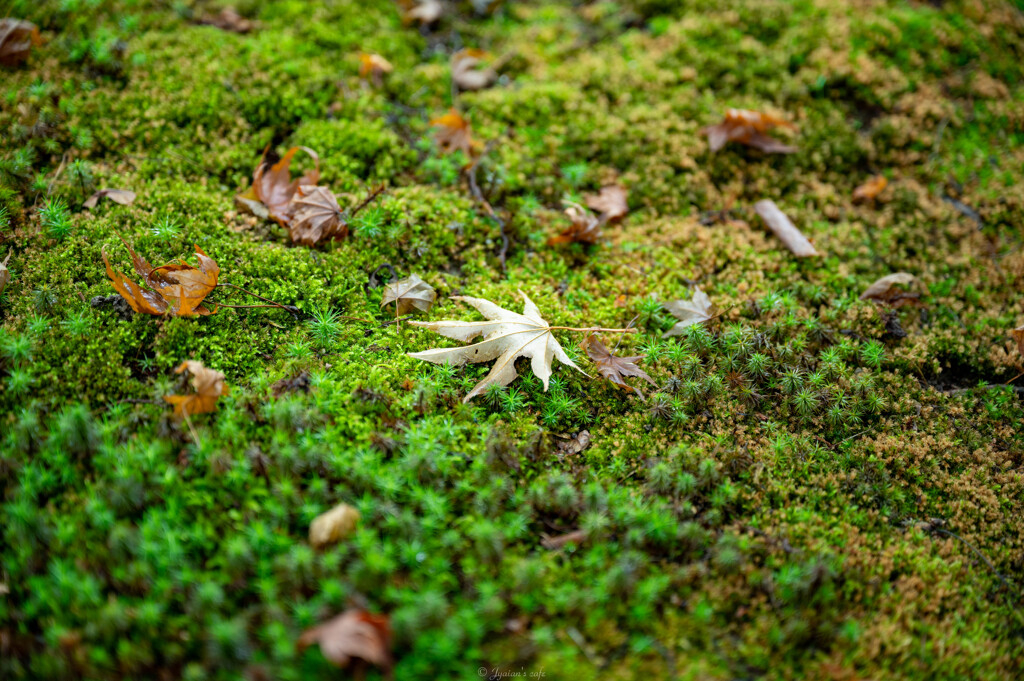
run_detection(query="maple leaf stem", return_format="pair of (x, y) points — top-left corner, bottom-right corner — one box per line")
(349, 183), (387, 218)
(549, 326), (638, 334)
(215, 283), (302, 318)
(181, 409), (202, 448)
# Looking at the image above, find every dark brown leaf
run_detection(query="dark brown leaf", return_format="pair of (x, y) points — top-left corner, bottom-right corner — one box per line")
(239, 146), (320, 225)
(585, 337), (655, 397)
(548, 203), (601, 246)
(0, 19), (41, 67)
(195, 7), (255, 34)
(431, 109), (477, 157)
(288, 185), (347, 245)
(703, 108), (797, 154)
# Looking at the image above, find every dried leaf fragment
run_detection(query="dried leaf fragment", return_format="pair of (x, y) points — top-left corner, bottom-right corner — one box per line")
(164, 360), (229, 418)
(860, 272), (921, 308)
(0, 19), (41, 66)
(359, 52), (393, 81)
(239, 146), (320, 224)
(408, 291), (585, 402)
(309, 503), (360, 548)
(431, 109), (477, 157)
(297, 610), (392, 670)
(0, 249), (11, 297)
(1012, 326), (1024, 358)
(541, 529), (586, 550)
(288, 185), (347, 245)
(404, 0), (444, 25)
(754, 200), (818, 257)
(853, 175), (888, 202)
(381, 274), (436, 316)
(452, 48), (496, 91)
(195, 7), (254, 33)
(548, 203), (601, 246)
(663, 288), (713, 337)
(103, 239), (220, 316)
(585, 337), (655, 397)
(83, 188), (136, 209)
(703, 108), (797, 154)
(585, 184), (628, 222)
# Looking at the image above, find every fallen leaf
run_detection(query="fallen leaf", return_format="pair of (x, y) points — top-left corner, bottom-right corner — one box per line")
(239, 146), (320, 225)
(0, 249), (11, 297)
(381, 274), (436, 316)
(541, 529), (586, 550)
(404, 0), (444, 25)
(164, 360), (229, 418)
(359, 52), (393, 81)
(408, 291), (585, 402)
(555, 430), (591, 456)
(452, 48), (496, 91)
(860, 272), (921, 308)
(753, 199), (819, 257)
(585, 336), (656, 396)
(297, 610), (392, 670)
(83, 188), (136, 209)
(195, 7), (254, 33)
(309, 503), (360, 548)
(663, 288), (713, 337)
(431, 109), (477, 157)
(1012, 326), (1024, 357)
(548, 203), (601, 246)
(272, 371), (311, 397)
(288, 185), (347, 245)
(0, 19), (42, 66)
(103, 238), (219, 316)
(585, 184), (628, 222)
(703, 108), (797, 154)
(853, 175), (888, 202)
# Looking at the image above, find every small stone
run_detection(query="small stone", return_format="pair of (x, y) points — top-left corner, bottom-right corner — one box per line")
(309, 503), (360, 548)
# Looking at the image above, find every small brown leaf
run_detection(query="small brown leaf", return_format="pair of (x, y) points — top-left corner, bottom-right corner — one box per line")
(853, 175), (888, 202)
(663, 288), (713, 337)
(0, 19), (42, 66)
(358, 52), (393, 80)
(164, 360), (229, 418)
(1011, 326), (1024, 358)
(585, 337), (655, 397)
(541, 529), (586, 550)
(753, 200), (818, 257)
(272, 371), (311, 398)
(452, 48), (496, 91)
(83, 188), (136, 210)
(288, 185), (348, 245)
(381, 274), (436, 316)
(860, 272), (921, 308)
(297, 610), (392, 670)
(194, 7), (254, 33)
(103, 238), (220, 316)
(241, 146), (320, 225)
(430, 109), (477, 157)
(0, 249), (11, 297)
(703, 108), (797, 154)
(404, 0), (444, 25)
(548, 203), (601, 246)
(585, 184), (628, 222)
(309, 503), (360, 548)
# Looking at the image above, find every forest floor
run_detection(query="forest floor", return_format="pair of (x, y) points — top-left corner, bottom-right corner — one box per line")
(2, 1), (1024, 679)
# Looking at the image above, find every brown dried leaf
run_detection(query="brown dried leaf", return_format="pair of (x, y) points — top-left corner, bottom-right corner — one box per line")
(663, 288), (713, 337)
(358, 52), (393, 79)
(241, 146), (320, 225)
(404, 0), (444, 25)
(83, 188), (136, 210)
(103, 239), (219, 316)
(431, 109), (477, 157)
(853, 175), (888, 202)
(381, 274), (436, 316)
(164, 360), (229, 418)
(703, 108), (797, 154)
(585, 337), (655, 397)
(271, 371), (311, 398)
(860, 272), (921, 308)
(585, 184), (628, 222)
(1012, 326), (1024, 358)
(753, 200), (818, 257)
(309, 503), (360, 548)
(452, 48), (496, 91)
(0, 19), (41, 66)
(0, 249), (11, 297)
(297, 610), (392, 670)
(541, 529), (586, 550)
(195, 7), (254, 33)
(288, 185), (347, 245)
(548, 203), (601, 246)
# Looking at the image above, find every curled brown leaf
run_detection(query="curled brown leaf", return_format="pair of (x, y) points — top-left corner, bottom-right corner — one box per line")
(0, 19), (42, 66)
(164, 360), (229, 418)
(380, 274), (436, 316)
(452, 48), (496, 91)
(297, 610), (392, 671)
(239, 146), (321, 224)
(103, 238), (219, 316)
(288, 185), (348, 245)
(430, 109), (477, 157)
(703, 108), (797, 154)
(853, 175), (888, 202)
(860, 272), (922, 308)
(548, 203), (601, 246)
(585, 184), (628, 222)
(83, 188), (136, 210)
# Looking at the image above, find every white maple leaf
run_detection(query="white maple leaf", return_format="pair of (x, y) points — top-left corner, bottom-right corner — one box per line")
(408, 291), (585, 402)
(662, 288), (713, 337)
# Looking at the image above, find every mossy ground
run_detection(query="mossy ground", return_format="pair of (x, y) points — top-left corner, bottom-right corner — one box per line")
(2, 0), (1024, 679)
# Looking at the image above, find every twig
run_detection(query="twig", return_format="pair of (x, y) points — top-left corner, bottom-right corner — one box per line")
(181, 409), (201, 448)
(380, 314), (414, 328)
(349, 183), (387, 218)
(215, 283), (302, 318)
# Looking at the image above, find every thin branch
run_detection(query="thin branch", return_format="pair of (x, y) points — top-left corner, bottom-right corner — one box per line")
(349, 183), (387, 218)
(215, 283), (302, 318)
(181, 409), (201, 448)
